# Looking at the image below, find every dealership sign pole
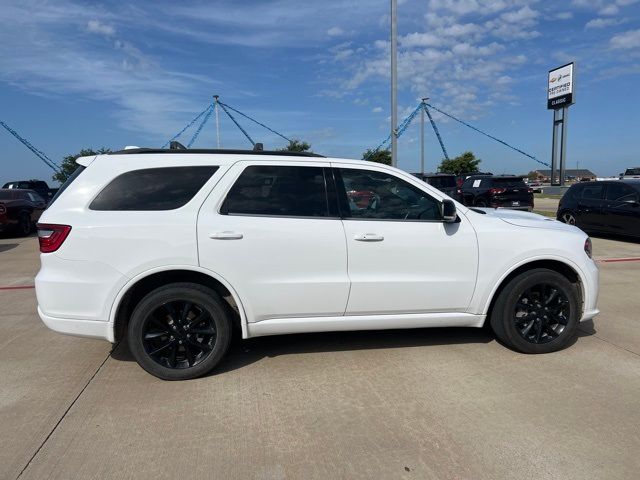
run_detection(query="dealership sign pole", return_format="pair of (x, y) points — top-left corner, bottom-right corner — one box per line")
(548, 62), (575, 186)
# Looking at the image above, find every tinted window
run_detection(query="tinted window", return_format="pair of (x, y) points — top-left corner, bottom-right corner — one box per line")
(338, 168), (440, 220)
(222, 166), (329, 217)
(625, 168), (640, 176)
(491, 177), (527, 188)
(463, 177), (485, 189)
(426, 176), (456, 188)
(581, 184), (604, 200)
(605, 183), (638, 202)
(90, 166), (217, 211)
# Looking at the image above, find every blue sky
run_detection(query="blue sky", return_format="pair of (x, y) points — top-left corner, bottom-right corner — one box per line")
(1, 0), (639, 185)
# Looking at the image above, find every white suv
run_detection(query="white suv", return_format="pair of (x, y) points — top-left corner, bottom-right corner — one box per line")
(36, 148), (599, 380)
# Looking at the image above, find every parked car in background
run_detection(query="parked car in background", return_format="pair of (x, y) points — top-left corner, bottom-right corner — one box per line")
(456, 171), (493, 188)
(460, 175), (533, 211)
(0, 188), (47, 236)
(557, 180), (640, 238)
(412, 172), (461, 200)
(36, 148), (598, 380)
(620, 168), (640, 179)
(2, 180), (53, 201)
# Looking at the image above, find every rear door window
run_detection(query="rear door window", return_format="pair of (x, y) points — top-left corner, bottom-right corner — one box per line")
(581, 184), (604, 200)
(427, 176), (456, 188)
(90, 166), (218, 211)
(221, 165), (330, 217)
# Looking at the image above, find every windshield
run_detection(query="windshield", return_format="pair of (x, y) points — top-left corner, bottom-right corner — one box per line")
(427, 176), (456, 188)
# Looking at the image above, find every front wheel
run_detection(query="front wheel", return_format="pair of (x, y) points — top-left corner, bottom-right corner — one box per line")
(490, 269), (580, 354)
(128, 283), (232, 380)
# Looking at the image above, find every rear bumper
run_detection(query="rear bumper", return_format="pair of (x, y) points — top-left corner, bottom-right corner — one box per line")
(38, 307), (114, 342)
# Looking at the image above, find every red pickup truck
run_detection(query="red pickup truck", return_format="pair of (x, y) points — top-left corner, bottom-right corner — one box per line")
(0, 189), (47, 236)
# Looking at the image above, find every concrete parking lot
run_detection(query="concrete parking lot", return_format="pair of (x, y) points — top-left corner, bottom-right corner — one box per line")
(1, 234), (640, 480)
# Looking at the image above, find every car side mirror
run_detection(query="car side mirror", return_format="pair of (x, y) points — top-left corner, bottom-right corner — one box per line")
(442, 199), (457, 223)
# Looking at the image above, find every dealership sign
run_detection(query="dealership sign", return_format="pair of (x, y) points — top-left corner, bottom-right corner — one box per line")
(548, 63), (574, 109)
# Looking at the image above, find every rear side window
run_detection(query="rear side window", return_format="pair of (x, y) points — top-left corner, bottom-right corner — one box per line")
(581, 184), (604, 200)
(90, 166), (218, 211)
(221, 165), (329, 217)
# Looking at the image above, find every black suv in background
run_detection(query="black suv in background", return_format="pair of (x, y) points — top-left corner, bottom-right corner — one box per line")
(460, 175), (533, 211)
(557, 180), (640, 238)
(2, 180), (53, 201)
(412, 173), (461, 201)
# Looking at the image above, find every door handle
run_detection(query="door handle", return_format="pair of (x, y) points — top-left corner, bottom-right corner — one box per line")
(354, 233), (384, 242)
(209, 231), (243, 240)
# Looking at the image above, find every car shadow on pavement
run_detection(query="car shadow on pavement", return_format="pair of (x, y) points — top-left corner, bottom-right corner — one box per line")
(111, 321), (599, 376)
(111, 327), (494, 375)
(0, 243), (19, 253)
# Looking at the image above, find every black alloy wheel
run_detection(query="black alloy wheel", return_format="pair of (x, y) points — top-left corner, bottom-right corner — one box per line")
(513, 283), (569, 344)
(560, 211), (576, 225)
(490, 268), (580, 354)
(128, 283), (232, 380)
(142, 300), (216, 369)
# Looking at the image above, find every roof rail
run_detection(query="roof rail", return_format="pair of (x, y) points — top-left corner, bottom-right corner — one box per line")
(109, 148), (325, 158)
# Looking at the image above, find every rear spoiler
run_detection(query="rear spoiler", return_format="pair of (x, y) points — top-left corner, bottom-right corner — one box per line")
(76, 155), (97, 167)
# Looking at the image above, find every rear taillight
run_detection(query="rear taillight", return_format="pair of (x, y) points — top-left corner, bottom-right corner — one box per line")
(527, 188), (533, 193)
(37, 224), (71, 253)
(489, 188), (506, 195)
(0, 204), (6, 215)
(584, 237), (592, 259)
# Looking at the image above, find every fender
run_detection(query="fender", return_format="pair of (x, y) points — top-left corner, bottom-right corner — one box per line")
(478, 254), (589, 316)
(107, 264), (250, 341)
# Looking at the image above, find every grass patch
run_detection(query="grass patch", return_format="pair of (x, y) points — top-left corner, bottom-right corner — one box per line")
(534, 193), (562, 199)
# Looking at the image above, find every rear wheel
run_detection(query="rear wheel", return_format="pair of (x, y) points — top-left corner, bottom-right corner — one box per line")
(490, 269), (580, 354)
(559, 210), (577, 225)
(17, 212), (32, 236)
(475, 199), (488, 207)
(128, 283), (232, 380)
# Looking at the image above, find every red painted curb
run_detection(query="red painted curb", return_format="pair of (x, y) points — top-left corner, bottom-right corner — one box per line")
(0, 285), (35, 290)
(598, 257), (640, 263)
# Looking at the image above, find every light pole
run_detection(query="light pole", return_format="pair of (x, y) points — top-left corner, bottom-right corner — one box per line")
(420, 97), (427, 175)
(391, 0), (398, 167)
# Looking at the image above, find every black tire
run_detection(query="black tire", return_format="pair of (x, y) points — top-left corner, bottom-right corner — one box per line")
(490, 268), (580, 354)
(559, 210), (577, 226)
(128, 282), (232, 380)
(475, 199), (488, 207)
(17, 211), (32, 237)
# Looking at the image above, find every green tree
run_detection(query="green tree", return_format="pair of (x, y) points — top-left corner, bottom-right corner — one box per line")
(278, 139), (311, 152)
(53, 148), (111, 184)
(526, 170), (540, 181)
(437, 151), (481, 175)
(362, 148), (392, 166)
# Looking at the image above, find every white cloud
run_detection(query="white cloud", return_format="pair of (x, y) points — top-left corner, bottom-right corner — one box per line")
(554, 12), (573, 20)
(372, 106), (383, 113)
(599, 4), (620, 15)
(87, 19), (115, 36)
(327, 26), (344, 37)
(585, 18), (621, 29)
(610, 29), (640, 49)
